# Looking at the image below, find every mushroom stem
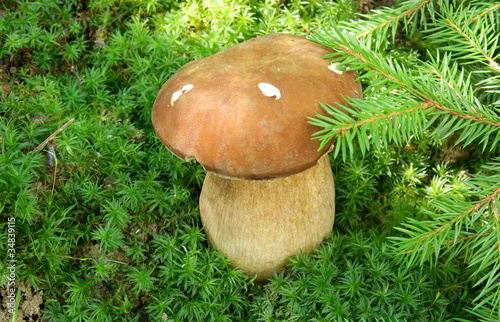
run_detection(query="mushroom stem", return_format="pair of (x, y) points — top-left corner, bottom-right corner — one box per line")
(199, 154), (335, 281)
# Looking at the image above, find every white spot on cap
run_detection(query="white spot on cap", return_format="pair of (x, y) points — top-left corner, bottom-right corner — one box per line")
(171, 84), (194, 106)
(328, 63), (343, 75)
(258, 83), (281, 99)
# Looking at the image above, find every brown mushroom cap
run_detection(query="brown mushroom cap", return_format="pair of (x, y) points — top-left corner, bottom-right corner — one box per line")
(151, 33), (362, 179)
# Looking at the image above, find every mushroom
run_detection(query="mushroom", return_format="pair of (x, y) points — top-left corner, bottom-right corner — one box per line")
(151, 33), (362, 281)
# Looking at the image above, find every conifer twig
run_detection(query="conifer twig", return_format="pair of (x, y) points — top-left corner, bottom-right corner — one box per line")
(335, 101), (433, 137)
(492, 199), (500, 256)
(356, 0), (430, 39)
(417, 188), (500, 243)
(470, 4), (500, 24)
(401, 232), (491, 254)
(429, 100), (500, 127)
(338, 48), (500, 127)
(426, 65), (480, 118)
(445, 19), (500, 73)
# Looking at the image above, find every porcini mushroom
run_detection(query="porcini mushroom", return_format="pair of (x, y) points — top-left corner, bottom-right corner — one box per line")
(151, 33), (362, 281)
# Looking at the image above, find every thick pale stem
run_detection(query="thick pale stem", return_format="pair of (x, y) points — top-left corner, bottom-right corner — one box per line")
(199, 154), (335, 281)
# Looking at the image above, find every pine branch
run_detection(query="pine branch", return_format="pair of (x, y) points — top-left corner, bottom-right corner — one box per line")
(430, 100), (500, 128)
(493, 203), (500, 256)
(334, 101), (432, 136)
(391, 158), (500, 318)
(401, 232), (491, 255)
(312, 27), (500, 155)
(444, 18), (500, 73)
(356, 0), (430, 39)
(311, 1), (500, 319)
(416, 187), (500, 244)
(424, 2), (500, 70)
(471, 3), (500, 24)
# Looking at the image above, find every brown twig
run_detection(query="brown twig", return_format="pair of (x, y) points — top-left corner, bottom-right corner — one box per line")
(46, 255), (90, 261)
(429, 99), (500, 127)
(51, 151), (58, 199)
(112, 6), (128, 31)
(34, 118), (75, 154)
(126, 29), (135, 82)
(492, 198), (500, 257)
(470, 4), (500, 24)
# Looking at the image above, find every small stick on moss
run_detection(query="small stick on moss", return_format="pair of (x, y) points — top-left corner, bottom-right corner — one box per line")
(34, 118), (75, 155)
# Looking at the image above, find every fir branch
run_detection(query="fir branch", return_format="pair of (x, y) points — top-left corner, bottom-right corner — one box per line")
(429, 99), (500, 128)
(444, 18), (500, 73)
(424, 2), (500, 71)
(393, 160), (500, 308)
(416, 187), (500, 244)
(493, 202), (500, 257)
(311, 1), (500, 319)
(401, 232), (492, 255)
(333, 101), (432, 137)
(425, 60), (481, 118)
(338, 35), (498, 126)
(470, 3), (500, 24)
(356, 0), (430, 39)
(312, 19), (500, 154)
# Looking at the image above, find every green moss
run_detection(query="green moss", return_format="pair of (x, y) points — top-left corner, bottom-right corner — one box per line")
(1, 0), (498, 320)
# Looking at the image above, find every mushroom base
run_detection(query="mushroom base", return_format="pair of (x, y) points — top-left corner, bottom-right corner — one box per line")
(199, 154), (335, 281)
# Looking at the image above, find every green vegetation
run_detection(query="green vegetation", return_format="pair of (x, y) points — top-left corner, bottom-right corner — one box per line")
(310, 1), (500, 319)
(1, 0), (499, 320)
